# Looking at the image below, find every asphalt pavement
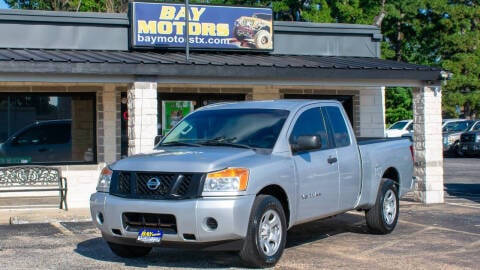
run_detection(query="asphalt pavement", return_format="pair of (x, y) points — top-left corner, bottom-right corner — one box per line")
(0, 157), (479, 269)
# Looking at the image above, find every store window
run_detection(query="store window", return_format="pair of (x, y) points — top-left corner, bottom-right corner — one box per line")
(0, 93), (96, 165)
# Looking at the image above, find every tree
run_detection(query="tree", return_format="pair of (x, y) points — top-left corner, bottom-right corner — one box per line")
(4, 0), (129, 12)
(385, 87), (413, 124)
(379, 0), (480, 118)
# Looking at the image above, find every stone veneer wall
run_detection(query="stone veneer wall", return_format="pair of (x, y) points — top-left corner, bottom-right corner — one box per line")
(127, 82), (158, 155)
(413, 86), (444, 203)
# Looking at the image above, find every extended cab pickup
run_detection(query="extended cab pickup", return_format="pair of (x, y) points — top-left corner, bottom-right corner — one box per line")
(90, 100), (414, 267)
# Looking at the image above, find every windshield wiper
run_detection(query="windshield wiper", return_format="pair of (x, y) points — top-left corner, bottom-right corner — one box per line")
(198, 139), (254, 150)
(159, 141), (202, 147)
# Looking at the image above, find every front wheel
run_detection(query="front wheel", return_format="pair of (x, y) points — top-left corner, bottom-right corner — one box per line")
(107, 241), (152, 258)
(253, 30), (272, 49)
(239, 195), (287, 268)
(365, 178), (399, 234)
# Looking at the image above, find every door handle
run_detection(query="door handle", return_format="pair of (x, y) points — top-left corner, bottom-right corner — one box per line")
(38, 148), (48, 153)
(328, 156), (338, 164)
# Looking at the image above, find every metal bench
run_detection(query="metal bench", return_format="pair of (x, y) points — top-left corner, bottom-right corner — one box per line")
(0, 166), (68, 210)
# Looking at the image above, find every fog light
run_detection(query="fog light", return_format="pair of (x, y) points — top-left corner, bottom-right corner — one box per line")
(97, 212), (104, 225)
(205, 217), (218, 231)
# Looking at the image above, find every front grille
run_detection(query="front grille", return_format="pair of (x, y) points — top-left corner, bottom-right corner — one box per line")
(110, 171), (203, 200)
(123, 212), (177, 234)
(460, 133), (476, 143)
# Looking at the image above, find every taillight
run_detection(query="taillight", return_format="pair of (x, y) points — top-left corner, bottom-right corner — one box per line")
(409, 145), (414, 162)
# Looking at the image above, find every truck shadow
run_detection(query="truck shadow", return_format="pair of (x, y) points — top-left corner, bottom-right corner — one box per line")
(75, 212), (368, 268)
(286, 212), (369, 248)
(75, 237), (245, 268)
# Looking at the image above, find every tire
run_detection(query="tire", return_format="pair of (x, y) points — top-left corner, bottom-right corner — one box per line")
(239, 195), (287, 268)
(107, 241), (152, 258)
(456, 145), (465, 157)
(253, 30), (272, 49)
(451, 141), (460, 157)
(365, 178), (399, 234)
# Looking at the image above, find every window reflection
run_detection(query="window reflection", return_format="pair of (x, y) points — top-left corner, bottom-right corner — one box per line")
(0, 94), (95, 165)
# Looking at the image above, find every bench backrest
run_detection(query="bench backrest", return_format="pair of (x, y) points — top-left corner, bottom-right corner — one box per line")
(0, 166), (62, 187)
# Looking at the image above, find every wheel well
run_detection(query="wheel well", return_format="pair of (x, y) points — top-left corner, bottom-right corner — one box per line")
(258, 185), (290, 227)
(383, 167), (400, 187)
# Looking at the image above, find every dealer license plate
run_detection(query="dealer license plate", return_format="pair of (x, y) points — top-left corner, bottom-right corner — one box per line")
(137, 229), (163, 243)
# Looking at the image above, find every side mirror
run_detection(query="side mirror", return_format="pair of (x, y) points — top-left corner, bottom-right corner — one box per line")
(154, 135), (163, 145)
(292, 135), (322, 153)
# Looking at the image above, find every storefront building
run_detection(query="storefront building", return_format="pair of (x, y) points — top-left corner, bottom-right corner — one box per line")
(0, 4), (444, 208)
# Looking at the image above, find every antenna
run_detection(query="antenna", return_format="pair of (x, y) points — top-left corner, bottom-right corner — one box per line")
(185, 0), (190, 63)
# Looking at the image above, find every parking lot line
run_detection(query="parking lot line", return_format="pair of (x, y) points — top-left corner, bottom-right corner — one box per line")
(50, 221), (75, 236)
(445, 201), (480, 209)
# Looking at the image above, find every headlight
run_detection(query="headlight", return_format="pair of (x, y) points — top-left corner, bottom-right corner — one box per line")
(96, 166), (112, 193)
(447, 135), (456, 144)
(476, 134), (480, 143)
(203, 168), (249, 193)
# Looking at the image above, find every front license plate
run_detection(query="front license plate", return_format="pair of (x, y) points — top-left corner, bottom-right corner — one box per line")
(462, 146), (467, 150)
(137, 229), (163, 243)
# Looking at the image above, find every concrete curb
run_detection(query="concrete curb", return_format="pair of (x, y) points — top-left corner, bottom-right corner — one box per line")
(0, 208), (92, 225)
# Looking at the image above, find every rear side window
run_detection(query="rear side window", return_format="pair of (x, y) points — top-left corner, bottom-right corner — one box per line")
(289, 107), (330, 149)
(323, 106), (351, 147)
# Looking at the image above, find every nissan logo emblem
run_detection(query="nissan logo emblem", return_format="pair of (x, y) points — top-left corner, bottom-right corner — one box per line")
(146, 177), (161, 191)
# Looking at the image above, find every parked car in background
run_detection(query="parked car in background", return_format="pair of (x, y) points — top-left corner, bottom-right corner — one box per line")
(401, 119), (473, 145)
(458, 121), (480, 157)
(443, 119), (476, 155)
(385, 120), (413, 138)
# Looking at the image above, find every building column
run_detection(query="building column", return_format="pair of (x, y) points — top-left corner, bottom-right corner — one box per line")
(413, 86), (444, 204)
(359, 87), (385, 137)
(128, 81), (158, 155)
(101, 84), (117, 163)
(251, 86), (280, 100)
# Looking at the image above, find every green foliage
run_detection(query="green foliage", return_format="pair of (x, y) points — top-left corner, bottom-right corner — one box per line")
(385, 87), (413, 125)
(4, 0), (129, 12)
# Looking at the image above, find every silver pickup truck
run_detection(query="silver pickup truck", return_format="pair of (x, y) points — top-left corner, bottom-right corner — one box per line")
(90, 100), (414, 268)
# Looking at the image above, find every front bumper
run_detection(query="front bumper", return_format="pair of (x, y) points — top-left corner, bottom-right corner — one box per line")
(90, 192), (255, 247)
(458, 142), (480, 155)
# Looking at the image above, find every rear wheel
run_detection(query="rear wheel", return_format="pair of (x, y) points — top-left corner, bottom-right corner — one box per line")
(107, 242), (152, 258)
(365, 178), (399, 234)
(239, 195), (286, 268)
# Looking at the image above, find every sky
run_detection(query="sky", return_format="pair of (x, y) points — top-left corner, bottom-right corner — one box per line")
(0, 1), (8, 9)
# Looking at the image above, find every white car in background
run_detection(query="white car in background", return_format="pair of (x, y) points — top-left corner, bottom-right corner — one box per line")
(385, 120), (413, 138)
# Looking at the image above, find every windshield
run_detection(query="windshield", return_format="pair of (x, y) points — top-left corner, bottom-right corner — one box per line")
(388, 121), (408, 130)
(473, 122), (480, 131)
(442, 121), (473, 132)
(160, 108), (289, 149)
(253, 13), (272, 20)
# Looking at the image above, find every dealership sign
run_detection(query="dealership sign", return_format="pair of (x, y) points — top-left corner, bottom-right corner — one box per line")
(130, 2), (273, 51)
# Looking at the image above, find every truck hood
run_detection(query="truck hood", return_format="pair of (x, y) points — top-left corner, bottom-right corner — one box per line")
(111, 146), (259, 173)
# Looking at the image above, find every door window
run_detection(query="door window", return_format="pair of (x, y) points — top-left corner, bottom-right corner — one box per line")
(289, 107), (330, 151)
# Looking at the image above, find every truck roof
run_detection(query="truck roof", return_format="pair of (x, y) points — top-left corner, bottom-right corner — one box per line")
(199, 99), (340, 111)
